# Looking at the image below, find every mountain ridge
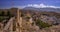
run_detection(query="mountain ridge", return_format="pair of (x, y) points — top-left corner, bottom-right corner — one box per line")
(23, 7), (60, 13)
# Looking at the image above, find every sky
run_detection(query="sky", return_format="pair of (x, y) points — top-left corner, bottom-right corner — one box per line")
(0, 0), (60, 9)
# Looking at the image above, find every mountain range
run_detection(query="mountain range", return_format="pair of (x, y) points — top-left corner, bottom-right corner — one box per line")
(23, 7), (60, 13)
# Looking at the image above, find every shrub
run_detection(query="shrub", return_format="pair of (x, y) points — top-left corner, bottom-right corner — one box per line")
(36, 19), (51, 29)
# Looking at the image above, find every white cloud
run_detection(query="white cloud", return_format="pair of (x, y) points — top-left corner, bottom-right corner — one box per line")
(27, 3), (60, 8)
(14, 3), (60, 9)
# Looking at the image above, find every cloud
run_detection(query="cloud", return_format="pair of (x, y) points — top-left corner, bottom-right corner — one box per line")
(27, 3), (60, 8)
(15, 3), (60, 9)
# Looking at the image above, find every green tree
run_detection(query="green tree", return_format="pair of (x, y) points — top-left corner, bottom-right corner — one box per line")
(1, 11), (5, 16)
(21, 13), (24, 17)
(7, 11), (10, 16)
(7, 11), (14, 17)
(36, 19), (51, 29)
(0, 12), (2, 16)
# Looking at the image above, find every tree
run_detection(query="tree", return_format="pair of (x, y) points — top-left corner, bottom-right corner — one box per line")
(36, 19), (51, 29)
(21, 13), (24, 17)
(1, 11), (5, 16)
(0, 17), (4, 22)
(0, 12), (2, 16)
(7, 11), (10, 16)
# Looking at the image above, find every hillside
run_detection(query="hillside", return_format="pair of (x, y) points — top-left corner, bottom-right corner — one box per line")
(0, 8), (60, 32)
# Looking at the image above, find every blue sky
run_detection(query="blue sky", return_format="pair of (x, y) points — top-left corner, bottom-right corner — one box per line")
(0, 0), (60, 9)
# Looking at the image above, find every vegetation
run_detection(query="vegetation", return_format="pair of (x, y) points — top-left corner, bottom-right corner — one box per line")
(0, 11), (14, 22)
(21, 13), (24, 17)
(0, 16), (4, 22)
(0, 13), (1, 15)
(36, 19), (52, 29)
(26, 16), (30, 19)
(7, 11), (10, 16)
(7, 11), (14, 18)
(1, 11), (5, 16)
